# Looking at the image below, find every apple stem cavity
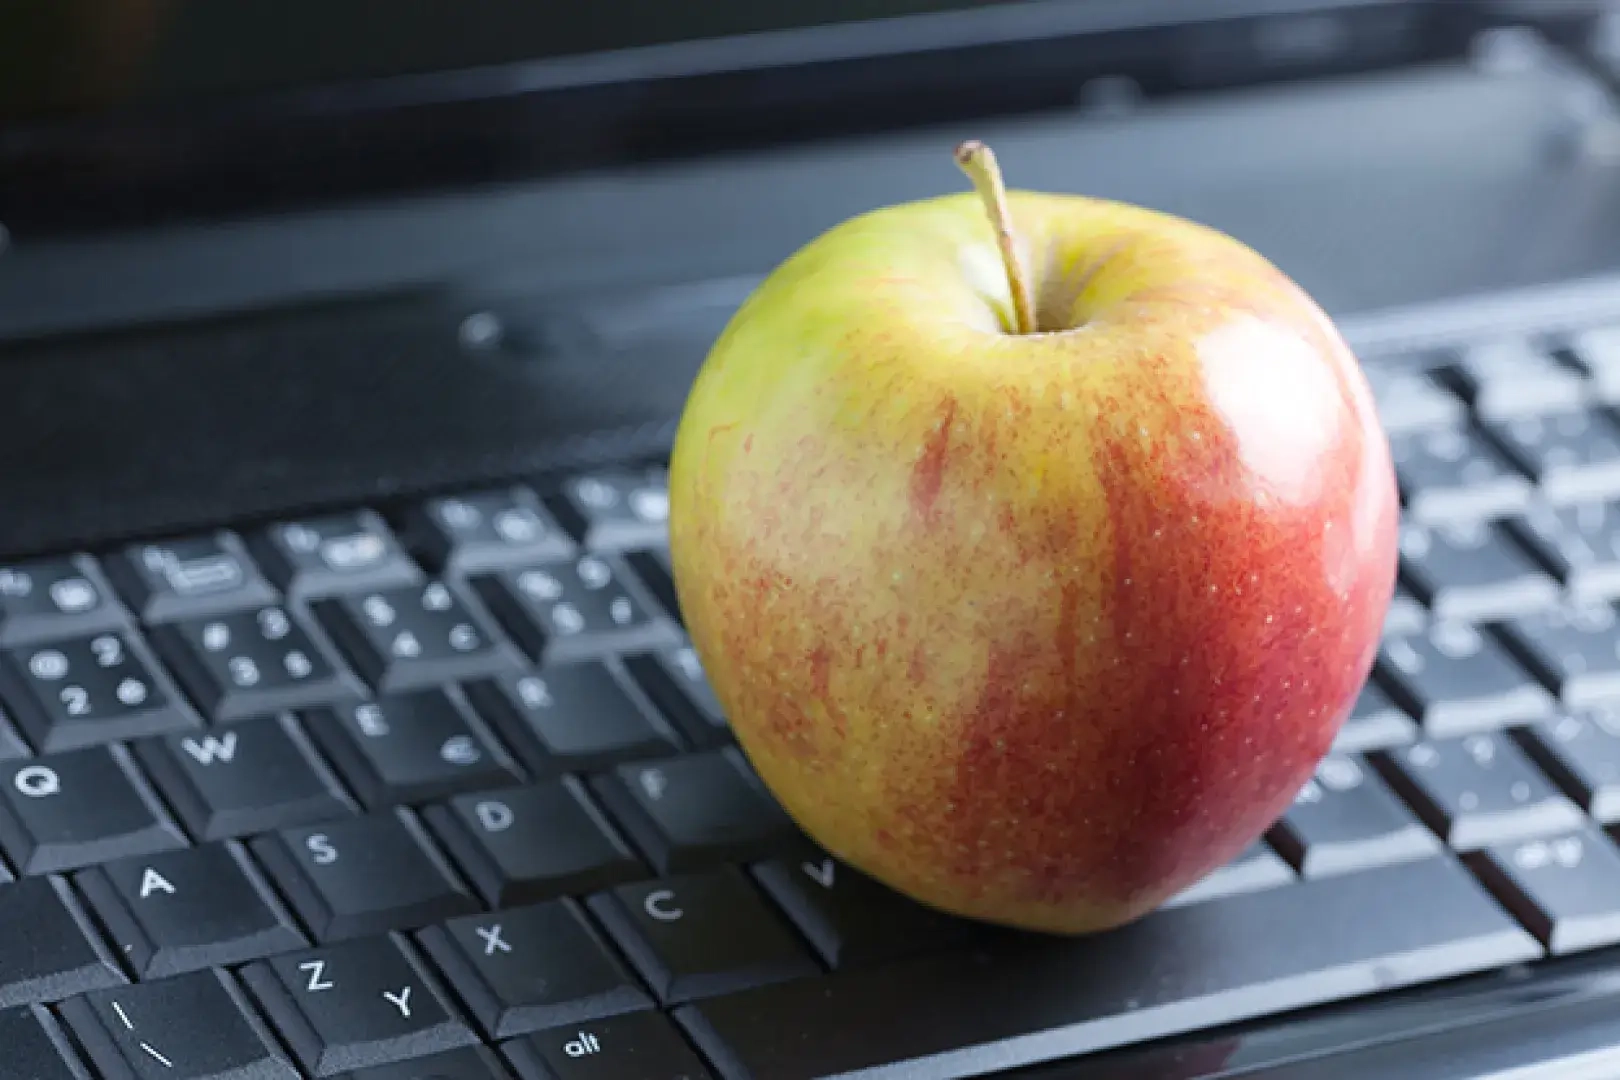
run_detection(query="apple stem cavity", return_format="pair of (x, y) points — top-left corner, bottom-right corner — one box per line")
(955, 139), (1037, 336)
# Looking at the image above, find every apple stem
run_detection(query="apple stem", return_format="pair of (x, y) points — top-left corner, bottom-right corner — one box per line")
(954, 139), (1036, 335)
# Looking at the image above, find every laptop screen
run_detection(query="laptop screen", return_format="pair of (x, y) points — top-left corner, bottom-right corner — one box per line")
(2, 0), (1041, 126)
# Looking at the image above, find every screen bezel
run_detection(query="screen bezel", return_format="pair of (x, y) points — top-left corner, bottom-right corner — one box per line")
(0, 0), (1536, 240)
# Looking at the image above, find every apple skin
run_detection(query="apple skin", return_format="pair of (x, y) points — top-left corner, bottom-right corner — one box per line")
(666, 188), (1399, 935)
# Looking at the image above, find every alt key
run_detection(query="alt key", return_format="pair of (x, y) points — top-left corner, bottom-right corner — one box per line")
(504, 1010), (713, 1079)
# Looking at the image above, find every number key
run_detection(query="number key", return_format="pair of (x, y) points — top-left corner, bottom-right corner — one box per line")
(1374, 732), (1584, 851)
(1376, 621), (1555, 737)
(1507, 501), (1620, 603)
(313, 581), (522, 693)
(1484, 409), (1620, 505)
(473, 556), (680, 664)
(0, 632), (198, 752)
(0, 554), (127, 646)
(1397, 520), (1558, 623)
(1498, 602), (1620, 707)
(153, 606), (364, 722)
(1390, 428), (1532, 524)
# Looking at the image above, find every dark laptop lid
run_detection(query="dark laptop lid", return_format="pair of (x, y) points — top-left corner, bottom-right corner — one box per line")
(0, 0), (1509, 240)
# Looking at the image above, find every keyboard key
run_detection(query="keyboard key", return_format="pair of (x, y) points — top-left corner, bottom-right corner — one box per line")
(752, 849), (977, 968)
(1268, 753), (1441, 876)
(1385, 583), (1428, 637)
(410, 488), (575, 575)
(0, 1007), (90, 1080)
(423, 780), (642, 908)
(588, 868), (819, 1005)
(1375, 732), (1584, 850)
(1363, 365), (1465, 435)
(0, 631), (199, 752)
(0, 747), (185, 874)
(241, 935), (477, 1076)
(346, 1046), (510, 1080)
(0, 554), (128, 646)
(1390, 427), (1532, 523)
(107, 531), (278, 622)
(1163, 840), (1296, 908)
(153, 605), (364, 722)
(1376, 621), (1555, 737)
(592, 750), (798, 873)
(417, 900), (650, 1039)
(465, 663), (679, 776)
(1334, 679), (1418, 753)
(1498, 602), (1620, 706)
(0, 876), (123, 1008)
(1515, 708), (1620, 822)
(1484, 409), (1620, 504)
(304, 692), (520, 809)
(60, 970), (295, 1080)
(1396, 520), (1558, 622)
(314, 581), (522, 693)
(252, 811), (477, 941)
(251, 511), (423, 601)
(1566, 324), (1620, 401)
(625, 645), (729, 745)
(505, 1011), (713, 1080)
(472, 556), (680, 665)
(135, 715), (352, 840)
(625, 546), (681, 627)
(1467, 822), (1620, 954)
(675, 857), (1541, 1079)
(555, 471), (672, 552)
(75, 842), (304, 978)
(1508, 501), (1620, 602)
(1444, 338), (1588, 419)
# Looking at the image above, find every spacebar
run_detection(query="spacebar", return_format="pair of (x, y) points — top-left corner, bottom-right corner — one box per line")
(676, 856), (1541, 1080)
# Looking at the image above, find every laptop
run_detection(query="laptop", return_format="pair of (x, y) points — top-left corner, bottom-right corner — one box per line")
(3, 0), (1620, 1076)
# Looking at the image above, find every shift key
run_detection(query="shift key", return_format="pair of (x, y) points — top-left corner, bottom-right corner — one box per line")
(677, 857), (1540, 1080)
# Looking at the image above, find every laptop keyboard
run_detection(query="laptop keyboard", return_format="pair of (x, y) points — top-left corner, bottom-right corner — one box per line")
(11, 327), (1620, 1079)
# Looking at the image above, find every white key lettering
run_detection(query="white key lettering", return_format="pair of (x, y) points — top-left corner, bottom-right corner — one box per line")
(299, 959), (334, 992)
(802, 858), (837, 889)
(477, 923), (511, 956)
(139, 867), (176, 898)
(564, 1031), (603, 1057)
(382, 986), (413, 1019)
(644, 889), (683, 922)
(306, 834), (339, 865)
(475, 800), (513, 833)
(14, 765), (59, 798)
(182, 732), (238, 766)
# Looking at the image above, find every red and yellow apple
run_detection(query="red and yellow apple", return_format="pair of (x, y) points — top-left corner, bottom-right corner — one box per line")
(665, 142), (1399, 935)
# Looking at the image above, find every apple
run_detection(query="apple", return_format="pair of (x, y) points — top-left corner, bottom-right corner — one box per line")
(665, 140), (1399, 935)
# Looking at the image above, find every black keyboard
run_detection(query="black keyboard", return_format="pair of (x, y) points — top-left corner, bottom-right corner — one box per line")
(15, 325), (1620, 1080)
